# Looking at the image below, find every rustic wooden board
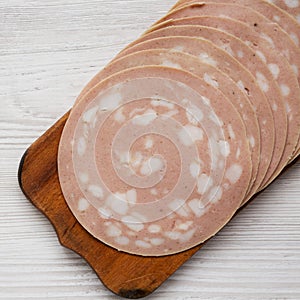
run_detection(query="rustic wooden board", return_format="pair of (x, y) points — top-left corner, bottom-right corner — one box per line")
(18, 112), (203, 299)
(18, 109), (300, 298)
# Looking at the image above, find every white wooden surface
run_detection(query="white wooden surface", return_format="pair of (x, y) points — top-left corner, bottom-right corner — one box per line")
(1, 0), (300, 299)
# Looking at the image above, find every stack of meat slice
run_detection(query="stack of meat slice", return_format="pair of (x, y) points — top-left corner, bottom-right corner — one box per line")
(58, 1), (300, 256)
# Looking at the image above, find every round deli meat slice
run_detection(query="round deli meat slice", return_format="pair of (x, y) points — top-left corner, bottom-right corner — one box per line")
(118, 36), (275, 201)
(159, 2), (300, 159)
(120, 26), (287, 192)
(75, 49), (260, 197)
(147, 17), (300, 185)
(171, 0), (300, 49)
(58, 66), (252, 256)
(168, 0), (300, 75)
(155, 0), (300, 81)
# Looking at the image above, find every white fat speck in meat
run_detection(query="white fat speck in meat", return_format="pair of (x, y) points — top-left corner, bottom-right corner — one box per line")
(77, 137), (86, 156)
(178, 125), (203, 146)
(98, 207), (112, 219)
(149, 157), (164, 173)
(98, 92), (122, 111)
(177, 221), (193, 231)
(237, 80), (245, 91)
(161, 59), (182, 69)
(249, 136), (256, 148)
(237, 50), (244, 58)
(256, 72), (269, 92)
(260, 33), (275, 47)
(197, 174), (213, 195)
(190, 161), (201, 178)
(185, 103), (204, 124)
(148, 224), (161, 233)
(165, 231), (181, 240)
(135, 240), (151, 248)
(107, 194), (129, 215)
(289, 32), (299, 46)
(204, 73), (219, 87)
(78, 172), (89, 184)
(292, 64), (299, 76)
(280, 84), (291, 96)
(200, 97), (210, 107)
(150, 238), (165, 246)
(268, 63), (280, 79)
(83, 107), (98, 123)
(115, 236), (129, 245)
(151, 98), (175, 109)
(168, 199), (186, 213)
(106, 225), (122, 237)
(114, 107), (126, 123)
(140, 157), (164, 176)
(150, 188), (158, 196)
(180, 229), (196, 243)
(88, 185), (104, 198)
(145, 138), (154, 149)
(78, 198), (89, 212)
(122, 216), (144, 232)
(219, 140), (230, 157)
(172, 45), (184, 52)
(255, 50), (267, 63)
(208, 186), (223, 204)
(132, 109), (157, 126)
(272, 103), (278, 112)
(226, 164), (243, 184)
(198, 52), (218, 66)
(126, 189), (137, 205)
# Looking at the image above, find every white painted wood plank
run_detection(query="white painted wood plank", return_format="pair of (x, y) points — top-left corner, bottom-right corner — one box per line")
(0, 0), (299, 299)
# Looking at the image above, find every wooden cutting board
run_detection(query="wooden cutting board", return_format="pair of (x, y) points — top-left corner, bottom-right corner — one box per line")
(18, 111), (299, 299)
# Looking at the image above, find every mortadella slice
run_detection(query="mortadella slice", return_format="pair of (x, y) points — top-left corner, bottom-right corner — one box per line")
(111, 36), (275, 202)
(147, 16), (300, 186)
(74, 49), (260, 197)
(160, 1), (300, 159)
(58, 66), (252, 256)
(120, 25), (288, 191)
(171, 0), (300, 48)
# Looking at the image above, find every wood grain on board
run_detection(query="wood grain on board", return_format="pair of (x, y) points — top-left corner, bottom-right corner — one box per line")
(18, 110), (299, 298)
(18, 112), (203, 299)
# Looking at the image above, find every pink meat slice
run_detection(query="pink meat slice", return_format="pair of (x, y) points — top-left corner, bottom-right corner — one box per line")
(148, 16), (300, 184)
(58, 66), (252, 256)
(171, 0), (300, 47)
(161, 1), (300, 158)
(120, 25), (287, 191)
(75, 49), (260, 197)
(110, 36), (274, 203)
(170, 0), (300, 29)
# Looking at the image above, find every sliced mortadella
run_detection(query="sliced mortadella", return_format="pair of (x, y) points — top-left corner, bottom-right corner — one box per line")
(92, 36), (274, 203)
(75, 49), (260, 197)
(147, 16), (300, 185)
(160, 1), (300, 159)
(171, 0), (300, 49)
(58, 66), (252, 256)
(153, 1), (300, 84)
(120, 26), (287, 192)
